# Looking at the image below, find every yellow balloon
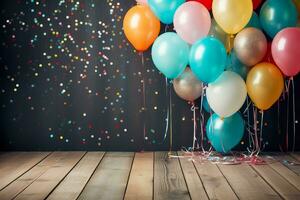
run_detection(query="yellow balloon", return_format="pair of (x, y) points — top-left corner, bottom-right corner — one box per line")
(246, 62), (284, 110)
(212, 0), (253, 34)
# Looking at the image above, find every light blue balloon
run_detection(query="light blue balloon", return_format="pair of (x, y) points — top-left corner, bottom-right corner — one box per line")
(246, 12), (261, 30)
(151, 32), (189, 79)
(206, 112), (245, 153)
(189, 37), (226, 83)
(226, 50), (248, 80)
(148, 0), (185, 24)
(260, 0), (297, 38)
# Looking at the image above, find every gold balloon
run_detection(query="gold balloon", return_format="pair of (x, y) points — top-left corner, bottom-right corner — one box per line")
(246, 62), (284, 110)
(212, 0), (253, 34)
(123, 5), (160, 52)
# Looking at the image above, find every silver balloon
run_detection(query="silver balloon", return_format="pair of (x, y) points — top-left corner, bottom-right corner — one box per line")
(234, 27), (267, 66)
(173, 68), (203, 101)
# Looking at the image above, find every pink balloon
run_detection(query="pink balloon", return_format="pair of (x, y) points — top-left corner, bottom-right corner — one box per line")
(174, 1), (211, 44)
(136, 0), (148, 5)
(272, 28), (300, 77)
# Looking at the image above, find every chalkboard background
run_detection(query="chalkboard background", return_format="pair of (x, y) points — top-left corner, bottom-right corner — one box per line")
(0, 0), (299, 151)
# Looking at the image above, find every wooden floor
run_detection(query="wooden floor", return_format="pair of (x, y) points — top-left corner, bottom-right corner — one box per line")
(0, 152), (300, 200)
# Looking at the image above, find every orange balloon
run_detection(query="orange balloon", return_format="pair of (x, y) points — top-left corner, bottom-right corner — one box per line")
(123, 5), (160, 52)
(246, 62), (284, 110)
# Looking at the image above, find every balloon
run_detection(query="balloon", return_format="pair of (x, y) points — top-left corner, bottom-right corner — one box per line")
(246, 62), (284, 110)
(206, 112), (245, 153)
(212, 0), (253, 34)
(260, 0), (297, 38)
(123, 5), (160, 51)
(189, 37), (227, 83)
(206, 71), (247, 118)
(271, 28), (300, 77)
(253, 0), (262, 9)
(226, 50), (248, 80)
(151, 32), (189, 79)
(136, 0), (148, 5)
(208, 18), (234, 52)
(174, 1), (211, 44)
(203, 95), (212, 113)
(148, 0), (185, 24)
(294, 0), (300, 17)
(246, 12), (261, 29)
(234, 27), (267, 66)
(173, 68), (203, 101)
(187, 0), (212, 10)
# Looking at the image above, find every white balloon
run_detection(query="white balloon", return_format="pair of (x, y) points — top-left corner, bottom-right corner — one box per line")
(206, 71), (247, 118)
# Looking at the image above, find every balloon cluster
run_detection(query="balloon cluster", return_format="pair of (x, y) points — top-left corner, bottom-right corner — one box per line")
(124, 0), (300, 153)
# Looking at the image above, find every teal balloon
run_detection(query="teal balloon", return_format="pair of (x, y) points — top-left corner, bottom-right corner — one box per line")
(151, 32), (189, 79)
(260, 0), (297, 38)
(206, 112), (245, 153)
(246, 12), (261, 29)
(189, 37), (226, 83)
(203, 95), (212, 113)
(226, 50), (248, 80)
(148, 0), (185, 24)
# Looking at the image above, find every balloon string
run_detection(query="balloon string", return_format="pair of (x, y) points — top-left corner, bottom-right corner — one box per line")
(191, 102), (199, 153)
(141, 52), (147, 149)
(291, 77), (296, 152)
(257, 110), (264, 156)
(168, 81), (173, 156)
(252, 106), (259, 156)
(199, 86), (206, 152)
(161, 78), (169, 144)
(285, 79), (291, 150)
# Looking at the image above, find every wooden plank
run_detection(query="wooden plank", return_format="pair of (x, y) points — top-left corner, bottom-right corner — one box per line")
(78, 152), (134, 200)
(218, 163), (281, 200)
(251, 164), (300, 200)
(13, 151), (85, 200)
(124, 152), (154, 200)
(0, 152), (77, 200)
(154, 152), (190, 200)
(46, 152), (105, 200)
(0, 152), (50, 190)
(267, 158), (300, 191)
(290, 152), (300, 161)
(273, 153), (300, 175)
(178, 153), (209, 200)
(193, 159), (238, 200)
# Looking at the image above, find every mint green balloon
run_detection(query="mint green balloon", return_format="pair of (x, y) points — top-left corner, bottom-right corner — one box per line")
(206, 112), (245, 153)
(151, 32), (189, 79)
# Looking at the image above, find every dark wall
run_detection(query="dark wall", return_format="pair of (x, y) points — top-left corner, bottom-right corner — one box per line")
(0, 0), (299, 151)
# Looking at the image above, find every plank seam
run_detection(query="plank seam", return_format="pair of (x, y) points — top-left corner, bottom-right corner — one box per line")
(191, 161), (210, 199)
(43, 151), (87, 200)
(0, 151), (53, 192)
(75, 152), (107, 200)
(122, 152), (136, 200)
(249, 165), (285, 200)
(176, 152), (192, 200)
(216, 164), (240, 200)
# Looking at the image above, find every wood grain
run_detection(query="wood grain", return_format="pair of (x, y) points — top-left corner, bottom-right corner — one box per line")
(77, 152), (134, 200)
(251, 164), (300, 200)
(178, 153), (209, 200)
(13, 151), (85, 200)
(46, 152), (105, 200)
(124, 152), (154, 200)
(193, 160), (238, 200)
(0, 152), (50, 190)
(218, 163), (281, 200)
(154, 152), (190, 200)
